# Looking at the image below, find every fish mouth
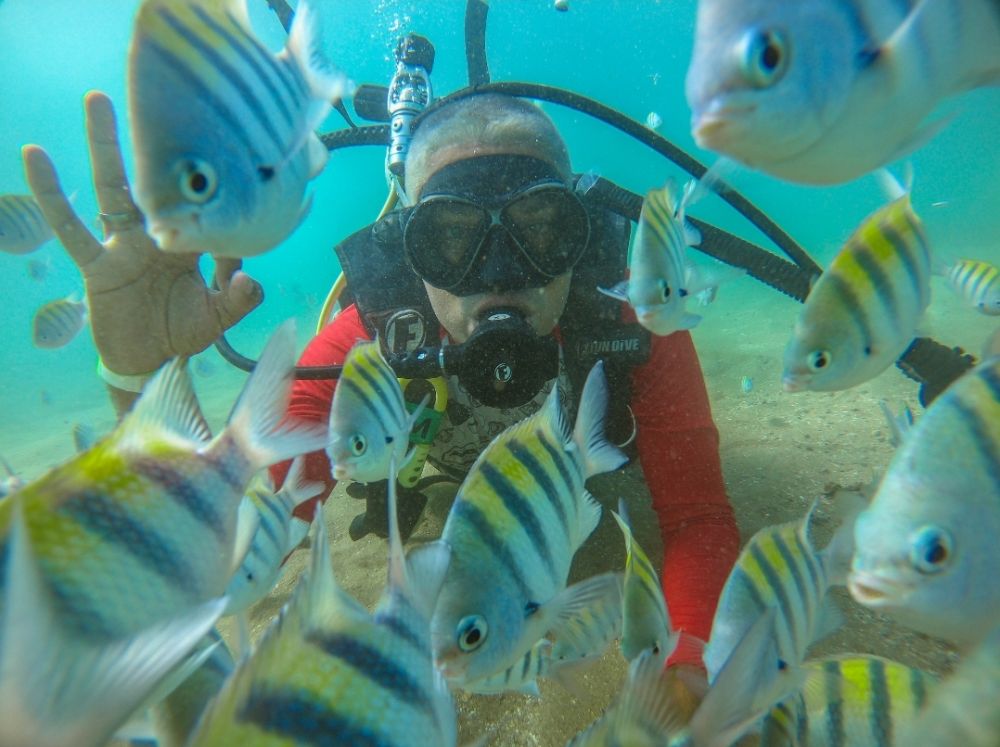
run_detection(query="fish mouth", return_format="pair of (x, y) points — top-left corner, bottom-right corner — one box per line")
(848, 571), (905, 607)
(781, 374), (806, 393)
(692, 102), (757, 148)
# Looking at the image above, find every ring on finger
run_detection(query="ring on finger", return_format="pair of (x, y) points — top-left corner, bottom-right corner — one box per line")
(98, 209), (144, 233)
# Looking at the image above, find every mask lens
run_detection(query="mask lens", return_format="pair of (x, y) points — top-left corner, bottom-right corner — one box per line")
(404, 198), (490, 288)
(503, 187), (589, 275)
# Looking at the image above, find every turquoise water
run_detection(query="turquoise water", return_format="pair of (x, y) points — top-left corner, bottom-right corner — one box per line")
(1, 1), (999, 744)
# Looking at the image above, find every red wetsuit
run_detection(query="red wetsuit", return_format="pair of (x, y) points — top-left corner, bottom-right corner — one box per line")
(271, 304), (739, 665)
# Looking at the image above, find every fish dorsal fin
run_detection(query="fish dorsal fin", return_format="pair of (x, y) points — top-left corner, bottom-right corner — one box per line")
(118, 357), (212, 450)
(608, 648), (687, 740)
(0, 498), (225, 747)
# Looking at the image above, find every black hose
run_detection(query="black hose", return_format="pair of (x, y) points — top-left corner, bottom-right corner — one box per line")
(214, 333), (345, 378)
(265, 0), (294, 33)
(319, 125), (390, 150)
(465, 0), (491, 86)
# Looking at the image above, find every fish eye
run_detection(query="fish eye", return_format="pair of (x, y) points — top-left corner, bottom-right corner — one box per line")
(456, 614), (488, 652)
(349, 434), (367, 456)
(658, 279), (671, 302)
(178, 159), (218, 203)
(909, 526), (953, 574)
(741, 28), (789, 88)
(807, 349), (830, 370)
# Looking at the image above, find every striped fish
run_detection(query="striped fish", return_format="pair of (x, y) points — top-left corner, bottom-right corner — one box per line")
(0, 321), (327, 642)
(760, 655), (937, 747)
(425, 361), (628, 686)
(0, 498), (226, 747)
(940, 258), (1000, 316)
(189, 464), (457, 746)
(850, 356), (1000, 648)
(599, 179), (702, 336)
(686, 0), (1000, 184)
(897, 623), (1000, 747)
(612, 499), (676, 663)
(704, 503), (856, 683)
(224, 457), (319, 619)
(127, 0), (347, 258)
(32, 294), (88, 349)
(327, 339), (424, 485)
(782, 174), (931, 391)
(0, 194), (52, 255)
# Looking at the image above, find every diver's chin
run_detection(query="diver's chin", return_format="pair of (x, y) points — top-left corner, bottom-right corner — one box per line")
(847, 571), (906, 608)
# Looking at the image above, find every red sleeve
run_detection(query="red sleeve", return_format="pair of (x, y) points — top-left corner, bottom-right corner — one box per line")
(631, 330), (740, 664)
(269, 305), (372, 521)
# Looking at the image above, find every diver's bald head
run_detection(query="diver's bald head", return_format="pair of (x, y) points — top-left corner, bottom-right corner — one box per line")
(404, 93), (572, 201)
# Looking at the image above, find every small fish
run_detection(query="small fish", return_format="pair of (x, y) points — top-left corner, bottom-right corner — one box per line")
(571, 610), (801, 747)
(740, 375), (753, 394)
(782, 173), (931, 392)
(695, 285), (718, 307)
(327, 339), (424, 484)
(760, 654), (937, 747)
(645, 111), (663, 130)
(0, 455), (23, 498)
(32, 294), (88, 349)
(599, 180), (722, 336)
(0, 321), (327, 641)
(423, 362), (627, 685)
(0, 194), (53, 254)
(26, 256), (51, 282)
(937, 258), (1000, 316)
(612, 500), (676, 663)
(704, 501), (856, 683)
(850, 356), (1000, 648)
(0, 499), (226, 747)
(685, 0), (1000, 184)
(878, 399), (914, 448)
(71, 422), (98, 453)
(190, 463), (458, 746)
(897, 623), (1000, 747)
(151, 628), (236, 747)
(223, 457), (321, 622)
(128, 0), (348, 257)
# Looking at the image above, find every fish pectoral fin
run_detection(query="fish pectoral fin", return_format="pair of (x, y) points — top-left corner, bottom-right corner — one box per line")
(404, 540), (452, 620)
(597, 280), (630, 302)
(230, 496), (261, 578)
(548, 572), (624, 647)
(307, 132), (330, 178)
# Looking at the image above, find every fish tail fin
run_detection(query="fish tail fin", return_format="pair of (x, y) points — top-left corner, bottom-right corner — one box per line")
(0, 498), (225, 747)
(573, 361), (628, 478)
(221, 320), (328, 471)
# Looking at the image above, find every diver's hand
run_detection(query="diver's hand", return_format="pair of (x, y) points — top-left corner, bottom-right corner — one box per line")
(21, 91), (262, 376)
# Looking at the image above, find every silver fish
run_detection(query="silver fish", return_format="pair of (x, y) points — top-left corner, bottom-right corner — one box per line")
(0, 194), (52, 255)
(424, 362), (627, 686)
(939, 258), (1000, 316)
(685, 0), (1000, 184)
(850, 356), (1000, 648)
(32, 294), (88, 349)
(128, 0), (348, 257)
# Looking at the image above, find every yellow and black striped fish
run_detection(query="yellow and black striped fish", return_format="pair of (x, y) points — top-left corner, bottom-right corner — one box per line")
(704, 504), (855, 683)
(128, 0), (347, 258)
(783, 175), (931, 391)
(850, 355), (1000, 648)
(940, 258), (1000, 316)
(190, 467), (457, 746)
(0, 193), (52, 255)
(427, 361), (627, 687)
(327, 339), (421, 484)
(761, 655), (937, 747)
(32, 294), (88, 349)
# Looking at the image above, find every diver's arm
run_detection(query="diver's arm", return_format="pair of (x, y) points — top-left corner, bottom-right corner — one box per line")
(631, 330), (740, 664)
(269, 304), (372, 521)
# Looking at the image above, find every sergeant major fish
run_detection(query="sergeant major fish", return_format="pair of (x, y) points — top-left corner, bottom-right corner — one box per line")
(685, 0), (1000, 184)
(937, 258), (1000, 316)
(0, 321), (327, 641)
(327, 339), (425, 484)
(782, 173), (931, 392)
(0, 193), (53, 255)
(32, 294), (88, 349)
(421, 361), (628, 686)
(189, 463), (457, 746)
(127, 0), (348, 257)
(600, 179), (735, 337)
(760, 654), (937, 747)
(849, 356), (1000, 648)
